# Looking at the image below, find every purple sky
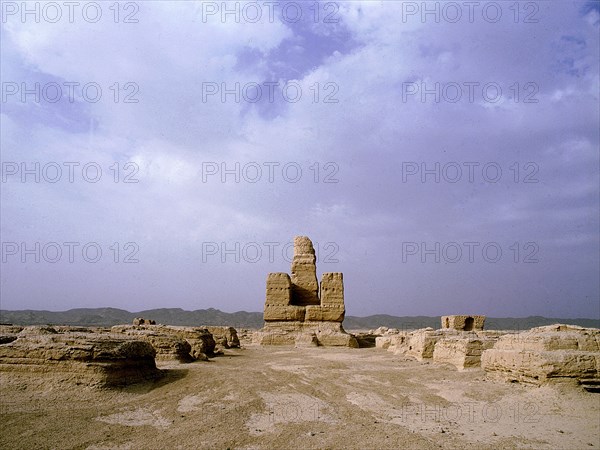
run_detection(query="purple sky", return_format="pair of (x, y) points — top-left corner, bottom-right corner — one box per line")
(1, 1), (599, 318)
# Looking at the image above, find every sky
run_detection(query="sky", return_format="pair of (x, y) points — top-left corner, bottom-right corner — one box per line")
(0, 1), (599, 319)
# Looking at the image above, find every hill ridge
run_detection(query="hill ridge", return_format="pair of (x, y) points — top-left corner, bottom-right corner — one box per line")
(1, 308), (598, 330)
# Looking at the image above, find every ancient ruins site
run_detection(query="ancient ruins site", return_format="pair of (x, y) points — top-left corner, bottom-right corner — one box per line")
(0, 237), (598, 449)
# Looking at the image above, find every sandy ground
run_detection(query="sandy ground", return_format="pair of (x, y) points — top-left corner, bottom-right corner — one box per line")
(1, 345), (599, 450)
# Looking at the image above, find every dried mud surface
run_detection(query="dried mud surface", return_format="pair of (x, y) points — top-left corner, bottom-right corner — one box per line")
(1, 346), (598, 449)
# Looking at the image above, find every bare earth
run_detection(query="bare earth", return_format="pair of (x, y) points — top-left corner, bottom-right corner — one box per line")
(1, 345), (598, 450)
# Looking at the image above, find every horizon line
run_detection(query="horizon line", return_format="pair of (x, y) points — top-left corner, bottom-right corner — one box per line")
(1, 307), (598, 321)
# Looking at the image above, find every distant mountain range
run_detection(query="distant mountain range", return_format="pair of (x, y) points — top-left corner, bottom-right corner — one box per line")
(0, 308), (598, 330)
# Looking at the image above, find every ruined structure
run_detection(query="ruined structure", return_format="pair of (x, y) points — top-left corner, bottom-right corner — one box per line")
(111, 324), (216, 361)
(441, 315), (485, 331)
(433, 336), (496, 370)
(0, 326), (161, 387)
(376, 327), (499, 369)
(482, 324), (600, 387)
(374, 322), (600, 382)
(254, 236), (358, 347)
(203, 326), (240, 349)
(133, 317), (156, 325)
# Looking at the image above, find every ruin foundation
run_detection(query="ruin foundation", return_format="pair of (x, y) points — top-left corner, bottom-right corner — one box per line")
(482, 324), (600, 386)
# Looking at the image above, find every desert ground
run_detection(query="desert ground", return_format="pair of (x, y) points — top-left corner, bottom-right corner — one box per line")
(1, 342), (598, 450)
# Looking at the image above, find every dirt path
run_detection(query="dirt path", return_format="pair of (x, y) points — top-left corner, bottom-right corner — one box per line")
(1, 346), (598, 449)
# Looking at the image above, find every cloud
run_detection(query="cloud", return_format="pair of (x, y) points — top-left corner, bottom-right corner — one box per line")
(1, 1), (598, 318)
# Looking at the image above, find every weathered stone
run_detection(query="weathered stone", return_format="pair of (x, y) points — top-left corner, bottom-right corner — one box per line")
(481, 324), (600, 385)
(295, 333), (319, 348)
(265, 273), (292, 306)
(320, 273), (344, 306)
(315, 323), (359, 348)
(154, 337), (193, 361)
(441, 315), (485, 331)
(483, 349), (599, 384)
(378, 327), (500, 367)
(203, 326), (240, 349)
(490, 326), (600, 352)
(403, 329), (447, 360)
(305, 305), (344, 322)
(264, 305), (306, 322)
(372, 322), (599, 379)
(0, 325), (24, 335)
(253, 328), (296, 346)
(380, 329), (456, 360)
(19, 325), (58, 335)
(290, 236), (320, 305)
(0, 332), (160, 387)
(133, 318), (156, 326)
(264, 273), (305, 321)
(433, 337), (496, 370)
(132, 333), (193, 362)
(258, 236), (354, 347)
(371, 327), (401, 336)
(53, 326), (103, 333)
(112, 325), (216, 360)
(0, 325), (23, 345)
(262, 238), (346, 324)
(253, 322), (358, 348)
(375, 336), (394, 349)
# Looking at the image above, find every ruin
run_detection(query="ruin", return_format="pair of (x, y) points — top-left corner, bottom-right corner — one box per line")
(374, 321), (600, 380)
(482, 324), (600, 387)
(375, 326), (499, 369)
(254, 236), (358, 347)
(433, 336), (496, 370)
(133, 317), (156, 325)
(112, 324), (217, 361)
(0, 326), (161, 387)
(441, 315), (485, 331)
(203, 326), (240, 349)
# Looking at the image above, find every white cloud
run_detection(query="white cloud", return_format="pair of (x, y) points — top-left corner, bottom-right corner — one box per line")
(1, 1), (598, 317)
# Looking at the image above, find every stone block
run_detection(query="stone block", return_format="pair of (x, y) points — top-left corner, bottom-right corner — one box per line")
(320, 272), (344, 306)
(290, 236), (319, 305)
(481, 325), (600, 385)
(264, 305), (306, 322)
(441, 315), (485, 331)
(265, 273), (292, 305)
(305, 305), (344, 322)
